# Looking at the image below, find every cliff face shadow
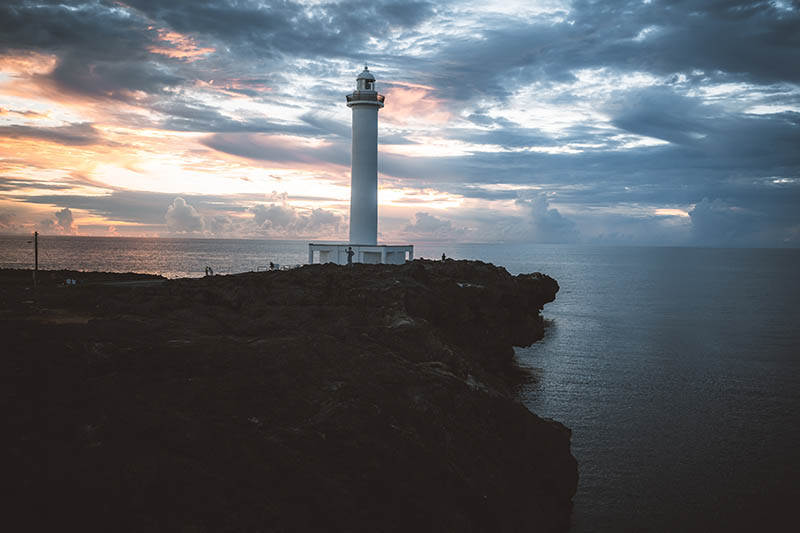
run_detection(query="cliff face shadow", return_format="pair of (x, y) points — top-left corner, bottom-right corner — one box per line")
(2, 260), (576, 532)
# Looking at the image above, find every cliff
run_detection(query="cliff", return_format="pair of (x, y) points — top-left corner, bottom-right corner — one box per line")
(2, 260), (577, 532)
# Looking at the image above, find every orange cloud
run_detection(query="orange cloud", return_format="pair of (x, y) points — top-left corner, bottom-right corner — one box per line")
(0, 52), (58, 76)
(194, 78), (272, 98)
(385, 81), (437, 91)
(0, 107), (49, 119)
(382, 86), (451, 125)
(147, 29), (215, 61)
(0, 52), (137, 115)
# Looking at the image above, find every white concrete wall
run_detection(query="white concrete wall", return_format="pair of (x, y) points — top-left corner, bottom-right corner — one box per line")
(361, 251), (381, 264)
(386, 251), (406, 264)
(309, 244), (412, 265)
(349, 104), (379, 245)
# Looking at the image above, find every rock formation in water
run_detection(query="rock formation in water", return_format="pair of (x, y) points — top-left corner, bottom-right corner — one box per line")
(2, 260), (577, 532)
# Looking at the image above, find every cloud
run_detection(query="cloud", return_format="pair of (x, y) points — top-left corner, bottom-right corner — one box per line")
(165, 197), (204, 233)
(1, 0), (799, 247)
(688, 197), (767, 246)
(403, 212), (466, 240)
(0, 211), (22, 232)
(203, 133), (349, 167)
(0, 212), (12, 228)
(418, 0), (800, 105)
(0, 123), (101, 146)
(0, 3), (185, 102)
(0, 177), (74, 192)
(34, 206), (78, 235)
(206, 214), (234, 235)
(249, 199), (343, 238)
(251, 203), (296, 229)
(573, 209), (692, 246)
(515, 194), (579, 243)
(48, 53), (184, 100)
(54, 207), (76, 232)
(123, 0), (435, 57)
(382, 86), (451, 124)
(609, 86), (713, 146)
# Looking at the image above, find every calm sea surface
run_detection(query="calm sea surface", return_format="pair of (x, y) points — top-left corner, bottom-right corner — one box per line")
(3, 235), (799, 531)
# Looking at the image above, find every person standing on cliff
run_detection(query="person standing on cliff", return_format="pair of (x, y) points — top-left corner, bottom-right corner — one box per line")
(441, 253), (446, 261)
(346, 246), (354, 266)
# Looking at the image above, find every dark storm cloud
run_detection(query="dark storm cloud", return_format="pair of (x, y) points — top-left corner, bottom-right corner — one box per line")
(0, 123), (101, 145)
(415, 0), (800, 103)
(447, 186), (520, 201)
(608, 87), (800, 164)
(202, 133), (350, 167)
(610, 87), (714, 146)
(685, 196), (798, 247)
(163, 111), (351, 137)
(0, 1), (150, 57)
(598, 0), (800, 84)
(49, 54), (184, 99)
(0, 1), (436, 69)
(299, 114), (350, 138)
(380, 83), (800, 216)
(19, 191), (179, 224)
(123, 0), (436, 57)
(155, 101), (323, 135)
(0, 177), (73, 192)
(0, 1), (190, 102)
(0, 1), (438, 131)
(3, 1), (796, 108)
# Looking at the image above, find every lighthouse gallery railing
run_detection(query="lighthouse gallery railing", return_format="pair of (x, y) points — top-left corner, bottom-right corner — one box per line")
(346, 92), (385, 103)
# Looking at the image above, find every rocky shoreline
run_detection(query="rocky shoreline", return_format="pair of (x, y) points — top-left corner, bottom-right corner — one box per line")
(2, 260), (577, 532)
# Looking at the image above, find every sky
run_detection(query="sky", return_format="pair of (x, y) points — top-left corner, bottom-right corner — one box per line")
(0, 0), (798, 247)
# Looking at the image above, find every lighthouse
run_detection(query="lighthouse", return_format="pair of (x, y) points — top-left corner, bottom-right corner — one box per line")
(347, 66), (383, 245)
(308, 67), (413, 265)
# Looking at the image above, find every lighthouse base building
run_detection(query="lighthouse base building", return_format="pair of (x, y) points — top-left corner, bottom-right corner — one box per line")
(308, 243), (413, 265)
(308, 66), (413, 265)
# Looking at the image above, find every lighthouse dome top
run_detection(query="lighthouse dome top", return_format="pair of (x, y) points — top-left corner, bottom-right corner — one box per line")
(357, 66), (375, 81)
(354, 66), (378, 92)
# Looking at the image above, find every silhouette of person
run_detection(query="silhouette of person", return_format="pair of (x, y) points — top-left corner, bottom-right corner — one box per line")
(441, 253), (446, 261)
(346, 246), (354, 266)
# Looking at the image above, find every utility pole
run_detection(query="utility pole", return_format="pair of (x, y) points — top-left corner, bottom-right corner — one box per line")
(33, 231), (38, 286)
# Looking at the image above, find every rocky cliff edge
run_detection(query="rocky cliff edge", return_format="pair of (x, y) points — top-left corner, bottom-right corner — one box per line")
(2, 259), (577, 532)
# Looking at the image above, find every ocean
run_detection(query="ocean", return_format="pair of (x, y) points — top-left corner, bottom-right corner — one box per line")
(3, 235), (799, 531)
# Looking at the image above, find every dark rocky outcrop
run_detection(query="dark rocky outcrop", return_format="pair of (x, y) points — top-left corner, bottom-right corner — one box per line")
(1, 260), (576, 532)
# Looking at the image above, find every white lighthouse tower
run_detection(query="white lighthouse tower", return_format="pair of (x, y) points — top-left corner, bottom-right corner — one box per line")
(308, 67), (413, 265)
(347, 66), (382, 245)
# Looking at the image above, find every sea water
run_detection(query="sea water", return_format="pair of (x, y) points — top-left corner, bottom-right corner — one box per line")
(2, 235), (799, 531)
